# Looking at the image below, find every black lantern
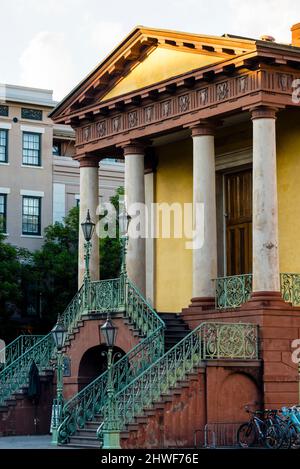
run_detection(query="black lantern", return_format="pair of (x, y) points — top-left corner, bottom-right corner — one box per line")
(81, 210), (95, 242)
(100, 315), (118, 348)
(51, 317), (67, 350)
(119, 209), (131, 237)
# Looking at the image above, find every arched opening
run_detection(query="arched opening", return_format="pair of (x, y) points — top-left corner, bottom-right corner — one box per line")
(77, 344), (126, 391)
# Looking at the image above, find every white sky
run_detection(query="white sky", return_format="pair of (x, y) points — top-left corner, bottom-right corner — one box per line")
(1, 0), (300, 101)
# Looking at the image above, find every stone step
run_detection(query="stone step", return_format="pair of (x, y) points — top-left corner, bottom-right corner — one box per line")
(69, 436), (99, 446)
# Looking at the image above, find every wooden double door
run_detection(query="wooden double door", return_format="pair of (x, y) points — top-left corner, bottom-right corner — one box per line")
(225, 169), (252, 276)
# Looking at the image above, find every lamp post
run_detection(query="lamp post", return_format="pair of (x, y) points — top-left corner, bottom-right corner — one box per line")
(119, 208), (131, 275)
(51, 315), (67, 445)
(100, 314), (121, 449)
(81, 209), (96, 282)
(81, 210), (95, 310)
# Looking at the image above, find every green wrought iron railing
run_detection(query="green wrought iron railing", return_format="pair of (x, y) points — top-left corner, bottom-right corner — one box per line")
(0, 333), (55, 405)
(89, 277), (125, 313)
(0, 335), (45, 370)
(215, 273), (300, 309)
(98, 322), (258, 439)
(215, 274), (252, 309)
(57, 274), (165, 444)
(280, 273), (300, 306)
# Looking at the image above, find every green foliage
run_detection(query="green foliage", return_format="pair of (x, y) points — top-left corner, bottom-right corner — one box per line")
(0, 186), (125, 333)
(0, 234), (26, 315)
(100, 186), (124, 279)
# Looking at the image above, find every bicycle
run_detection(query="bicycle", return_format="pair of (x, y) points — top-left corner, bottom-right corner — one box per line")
(237, 407), (283, 449)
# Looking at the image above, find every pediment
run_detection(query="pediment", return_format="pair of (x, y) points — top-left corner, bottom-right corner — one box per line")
(100, 46), (224, 102)
(50, 26), (257, 122)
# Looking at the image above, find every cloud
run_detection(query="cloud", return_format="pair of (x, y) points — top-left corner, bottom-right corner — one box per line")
(87, 20), (126, 60)
(19, 31), (76, 101)
(228, 0), (300, 42)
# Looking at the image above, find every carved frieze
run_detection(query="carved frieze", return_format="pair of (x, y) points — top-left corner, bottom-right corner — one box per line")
(238, 76), (248, 93)
(145, 106), (153, 123)
(178, 94), (190, 112)
(76, 69), (299, 147)
(278, 73), (292, 91)
(96, 120), (106, 137)
(128, 110), (138, 128)
(112, 116), (121, 133)
(83, 126), (90, 141)
(161, 100), (171, 117)
(199, 88), (208, 106)
(216, 81), (229, 101)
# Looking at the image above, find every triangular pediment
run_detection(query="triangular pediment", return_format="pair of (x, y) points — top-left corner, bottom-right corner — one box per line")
(50, 26), (258, 121)
(100, 46), (224, 102)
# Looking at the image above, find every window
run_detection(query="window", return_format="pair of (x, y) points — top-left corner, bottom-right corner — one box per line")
(0, 194), (7, 233)
(21, 108), (42, 121)
(52, 140), (62, 156)
(22, 196), (41, 235)
(0, 105), (8, 117)
(0, 129), (8, 162)
(22, 132), (41, 166)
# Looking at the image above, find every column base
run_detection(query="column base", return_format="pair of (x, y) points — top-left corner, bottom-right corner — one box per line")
(181, 297), (216, 330)
(102, 429), (121, 449)
(189, 296), (215, 310)
(241, 291), (293, 310)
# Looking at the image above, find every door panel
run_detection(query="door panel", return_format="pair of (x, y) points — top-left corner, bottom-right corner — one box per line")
(225, 170), (252, 276)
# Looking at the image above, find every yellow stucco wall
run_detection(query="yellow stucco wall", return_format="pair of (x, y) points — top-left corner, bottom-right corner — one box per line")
(155, 139), (193, 312)
(102, 47), (222, 101)
(277, 110), (300, 273)
(153, 110), (300, 312)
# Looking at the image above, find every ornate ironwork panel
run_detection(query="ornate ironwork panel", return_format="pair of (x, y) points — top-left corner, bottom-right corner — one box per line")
(215, 274), (253, 309)
(21, 108), (43, 120)
(280, 273), (300, 306)
(98, 322), (258, 438)
(0, 335), (44, 370)
(57, 274), (165, 444)
(0, 334), (55, 405)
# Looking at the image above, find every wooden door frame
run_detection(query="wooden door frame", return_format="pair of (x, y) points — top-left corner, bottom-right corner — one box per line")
(216, 163), (252, 277)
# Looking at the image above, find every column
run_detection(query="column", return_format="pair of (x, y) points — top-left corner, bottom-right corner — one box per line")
(123, 142), (146, 295)
(191, 122), (217, 302)
(78, 156), (100, 287)
(251, 106), (280, 293)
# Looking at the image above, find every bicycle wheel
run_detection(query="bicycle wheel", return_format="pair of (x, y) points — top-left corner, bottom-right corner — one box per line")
(237, 422), (257, 448)
(277, 422), (291, 449)
(289, 423), (300, 449)
(265, 423), (283, 449)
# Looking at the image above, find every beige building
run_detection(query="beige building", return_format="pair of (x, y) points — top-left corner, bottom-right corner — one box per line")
(0, 84), (124, 251)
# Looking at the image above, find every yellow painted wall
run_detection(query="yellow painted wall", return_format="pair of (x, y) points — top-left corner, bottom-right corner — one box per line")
(155, 139), (193, 312)
(277, 110), (300, 273)
(102, 47), (222, 101)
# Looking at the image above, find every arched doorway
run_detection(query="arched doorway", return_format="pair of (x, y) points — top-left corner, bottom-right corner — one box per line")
(77, 344), (126, 391)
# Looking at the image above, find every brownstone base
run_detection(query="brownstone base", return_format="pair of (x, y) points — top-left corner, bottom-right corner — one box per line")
(181, 291), (300, 409)
(182, 296), (216, 330)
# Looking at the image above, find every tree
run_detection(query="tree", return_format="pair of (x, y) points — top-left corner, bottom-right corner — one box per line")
(99, 186), (124, 279)
(0, 234), (30, 338)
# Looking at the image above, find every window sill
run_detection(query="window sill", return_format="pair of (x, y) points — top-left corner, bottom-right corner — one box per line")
(0, 162), (9, 166)
(0, 232), (9, 236)
(21, 234), (43, 239)
(21, 165), (43, 169)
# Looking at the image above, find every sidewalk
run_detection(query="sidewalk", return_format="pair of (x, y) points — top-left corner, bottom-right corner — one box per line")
(0, 435), (64, 449)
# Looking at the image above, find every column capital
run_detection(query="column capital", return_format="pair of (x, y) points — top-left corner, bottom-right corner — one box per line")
(189, 120), (215, 137)
(77, 154), (100, 168)
(120, 140), (146, 156)
(250, 106), (278, 120)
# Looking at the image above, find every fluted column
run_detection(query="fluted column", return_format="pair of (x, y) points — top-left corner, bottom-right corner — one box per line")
(123, 142), (146, 295)
(78, 156), (100, 287)
(191, 122), (217, 303)
(251, 106), (280, 293)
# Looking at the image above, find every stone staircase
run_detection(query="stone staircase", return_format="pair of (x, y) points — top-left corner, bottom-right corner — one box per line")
(159, 313), (190, 351)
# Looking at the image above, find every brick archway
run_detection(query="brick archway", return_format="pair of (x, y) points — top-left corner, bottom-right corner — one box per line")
(77, 344), (126, 391)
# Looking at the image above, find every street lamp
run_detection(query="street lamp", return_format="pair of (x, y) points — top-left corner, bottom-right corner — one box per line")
(100, 314), (121, 449)
(51, 315), (67, 445)
(81, 209), (95, 282)
(119, 207), (131, 275)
